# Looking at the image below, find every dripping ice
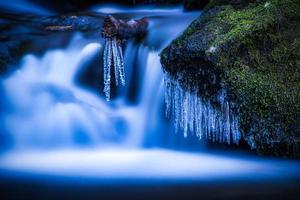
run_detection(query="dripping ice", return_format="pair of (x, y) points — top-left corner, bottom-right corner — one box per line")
(103, 37), (125, 101)
(164, 73), (242, 145)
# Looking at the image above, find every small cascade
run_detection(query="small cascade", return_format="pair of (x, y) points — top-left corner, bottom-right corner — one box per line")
(103, 37), (125, 101)
(164, 73), (242, 145)
(0, 7), (200, 149)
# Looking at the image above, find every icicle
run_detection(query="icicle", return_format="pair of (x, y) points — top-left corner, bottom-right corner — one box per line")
(164, 76), (172, 118)
(117, 43), (126, 86)
(174, 82), (181, 133)
(102, 36), (125, 101)
(163, 72), (241, 145)
(112, 37), (119, 86)
(232, 116), (241, 144)
(225, 101), (231, 144)
(103, 38), (112, 101)
(188, 91), (195, 134)
(182, 88), (189, 138)
(196, 97), (203, 139)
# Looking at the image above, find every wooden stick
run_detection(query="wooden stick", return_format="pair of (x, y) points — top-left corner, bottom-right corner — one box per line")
(101, 15), (148, 41)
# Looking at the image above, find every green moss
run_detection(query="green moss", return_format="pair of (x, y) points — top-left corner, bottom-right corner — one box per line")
(214, 0), (300, 152)
(226, 66), (299, 134)
(161, 0), (300, 156)
(212, 6), (260, 46)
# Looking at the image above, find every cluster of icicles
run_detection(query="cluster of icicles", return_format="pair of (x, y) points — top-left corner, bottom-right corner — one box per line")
(164, 73), (242, 144)
(103, 37), (125, 101)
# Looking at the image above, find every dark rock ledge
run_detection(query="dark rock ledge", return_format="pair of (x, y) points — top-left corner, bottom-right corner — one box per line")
(161, 0), (300, 158)
(0, 12), (106, 75)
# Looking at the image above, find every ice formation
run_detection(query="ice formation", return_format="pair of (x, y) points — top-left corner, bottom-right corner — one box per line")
(103, 37), (125, 101)
(164, 73), (242, 144)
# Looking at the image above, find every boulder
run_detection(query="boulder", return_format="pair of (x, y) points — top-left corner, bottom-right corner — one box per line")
(161, 0), (300, 157)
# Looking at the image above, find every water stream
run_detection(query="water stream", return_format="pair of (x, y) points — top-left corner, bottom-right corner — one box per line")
(0, 6), (299, 183)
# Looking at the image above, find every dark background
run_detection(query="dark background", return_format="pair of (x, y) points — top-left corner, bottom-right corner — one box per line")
(31, 0), (208, 12)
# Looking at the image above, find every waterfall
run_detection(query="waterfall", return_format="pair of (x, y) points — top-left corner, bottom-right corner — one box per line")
(0, 6), (299, 185)
(0, 5), (241, 149)
(0, 9), (200, 149)
(0, 0), (53, 15)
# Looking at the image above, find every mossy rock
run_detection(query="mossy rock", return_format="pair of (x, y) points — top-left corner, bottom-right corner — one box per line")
(161, 0), (300, 158)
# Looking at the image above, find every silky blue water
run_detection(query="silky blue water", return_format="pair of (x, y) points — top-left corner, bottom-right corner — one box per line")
(0, 0), (53, 15)
(0, 5), (299, 183)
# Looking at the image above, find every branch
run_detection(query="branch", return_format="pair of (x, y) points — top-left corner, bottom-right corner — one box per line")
(101, 15), (148, 41)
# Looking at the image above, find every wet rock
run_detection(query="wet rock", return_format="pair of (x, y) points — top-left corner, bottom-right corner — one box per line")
(0, 39), (23, 74)
(0, 12), (105, 75)
(161, 0), (300, 158)
(39, 14), (103, 31)
(45, 25), (73, 31)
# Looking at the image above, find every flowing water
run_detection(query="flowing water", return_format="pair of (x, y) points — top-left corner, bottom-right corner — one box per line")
(0, 5), (300, 186)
